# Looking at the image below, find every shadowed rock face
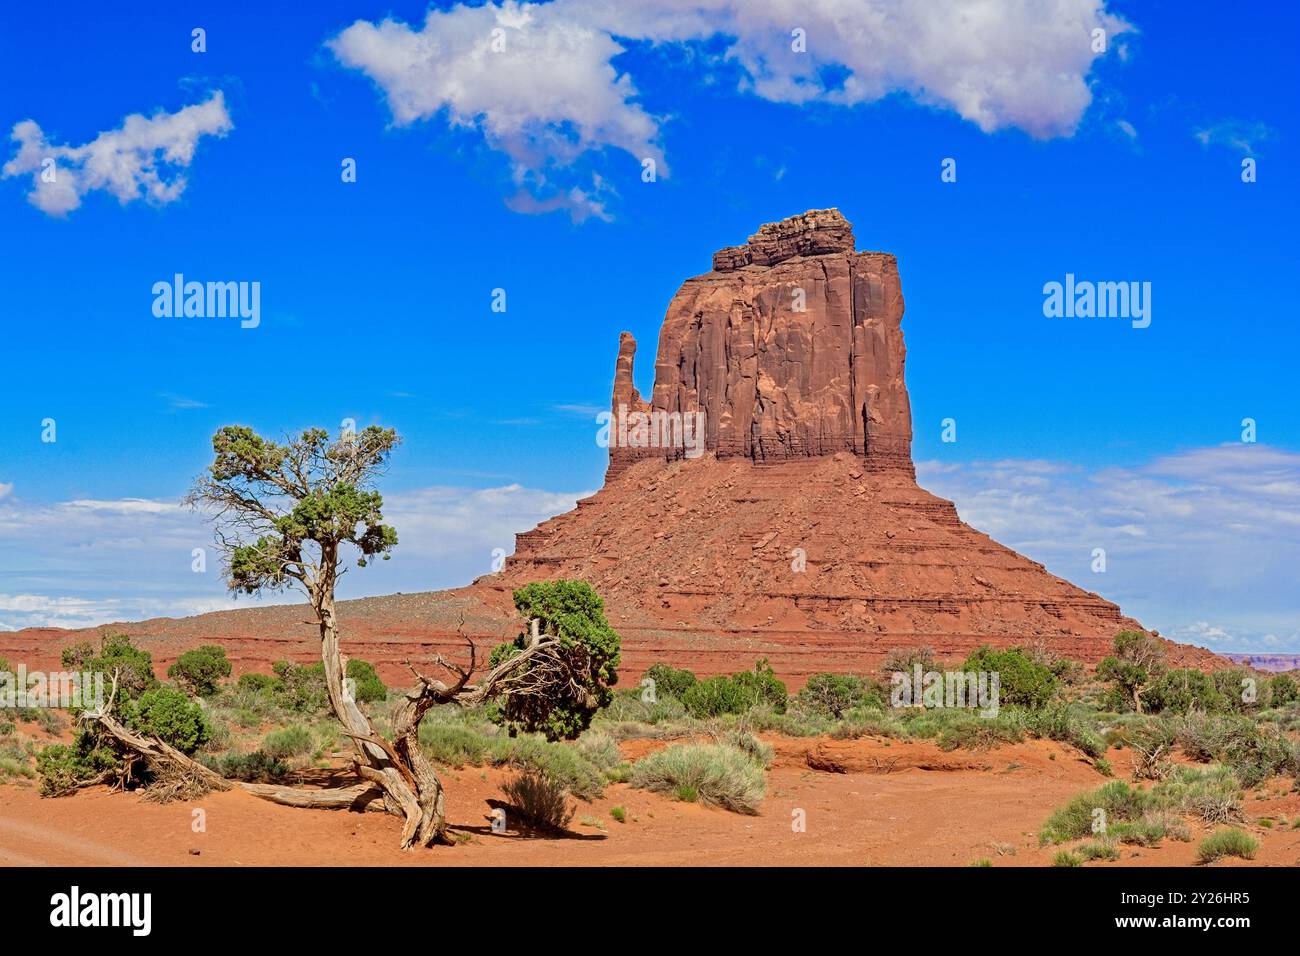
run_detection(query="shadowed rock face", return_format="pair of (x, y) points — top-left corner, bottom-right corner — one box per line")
(608, 209), (912, 478)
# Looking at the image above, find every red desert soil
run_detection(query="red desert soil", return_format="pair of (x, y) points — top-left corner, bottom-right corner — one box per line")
(3, 736), (1296, 867)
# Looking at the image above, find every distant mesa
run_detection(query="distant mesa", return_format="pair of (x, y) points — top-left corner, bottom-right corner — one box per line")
(1222, 653), (1300, 674)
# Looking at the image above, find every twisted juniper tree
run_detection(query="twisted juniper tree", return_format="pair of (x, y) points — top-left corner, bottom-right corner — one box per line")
(176, 424), (618, 848)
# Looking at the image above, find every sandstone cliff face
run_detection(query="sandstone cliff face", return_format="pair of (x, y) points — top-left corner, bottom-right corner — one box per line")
(490, 209), (1225, 680)
(609, 209), (912, 478)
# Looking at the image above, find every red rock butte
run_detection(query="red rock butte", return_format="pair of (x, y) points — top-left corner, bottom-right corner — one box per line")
(0, 209), (1224, 685)
(487, 209), (1223, 680)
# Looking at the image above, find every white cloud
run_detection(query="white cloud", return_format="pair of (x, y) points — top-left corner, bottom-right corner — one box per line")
(0, 481), (587, 631)
(162, 393), (210, 410)
(552, 402), (605, 417)
(330, 0), (1129, 218)
(0, 593), (240, 632)
(329, 2), (663, 222)
(2, 91), (233, 217)
(1194, 119), (1274, 156)
(918, 443), (1300, 652)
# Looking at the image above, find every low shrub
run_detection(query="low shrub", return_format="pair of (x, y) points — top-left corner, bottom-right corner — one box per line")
(203, 750), (289, 783)
(630, 743), (766, 814)
(598, 689), (687, 725)
(1040, 781), (1150, 844)
(0, 754), (35, 781)
(268, 658), (388, 714)
(936, 714), (1025, 751)
(237, 672), (280, 693)
(574, 730), (622, 771)
(1196, 828), (1258, 864)
(1107, 817), (1174, 847)
(746, 703), (835, 738)
(1212, 668), (1259, 714)
(343, 659), (387, 704)
(1269, 673), (1298, 706)
(488, 735), (604, 800)
(880, 646), (941, 680)
(721, 729), (774, 768)
(1150, 765), (1243, 825)
(604, 763), (633, 783)
(35, 734), (119, 796)
(271, 661), (330, 714)
(261, 725), (313, 759)
(834, 707), (904, 740)
(420, 722), (493, 768)
(1022, 701), (1105, 758)
(1143, 668), (1228, 715)
(1077, 839), (1121, 862)
(499, 771), (574, 831)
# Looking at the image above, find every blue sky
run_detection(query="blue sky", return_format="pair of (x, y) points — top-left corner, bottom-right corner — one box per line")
(0, 1), (1296, 653)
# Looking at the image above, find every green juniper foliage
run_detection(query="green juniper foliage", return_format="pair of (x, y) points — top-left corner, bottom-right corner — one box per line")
(489, 581), (621, 741)
(961, 645), (1057, 710)
(1096, 630), (1166, 713)
(167, 645), (232, 697)
(681, 659), (787, 717)
(643, 662), (697, 699)
(192, 425), (400, 596)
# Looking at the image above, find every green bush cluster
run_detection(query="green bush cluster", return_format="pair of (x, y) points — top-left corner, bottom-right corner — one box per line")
(36, 635), (213, 795)
(167, 645), (231, 697)
(256, 658), (387, 715)
(795, 673), (882, 719)
(961, 645), (1058, 710)
(124, 687), (210, 754)
(1270, 673), (1298, 706)
(62, 633), (158, 703)
(681, 660), (787, 718)
(643, 663), (697, 699)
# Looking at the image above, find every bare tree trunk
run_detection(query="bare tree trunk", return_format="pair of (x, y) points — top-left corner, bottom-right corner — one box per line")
(315, 590), (449, 848)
